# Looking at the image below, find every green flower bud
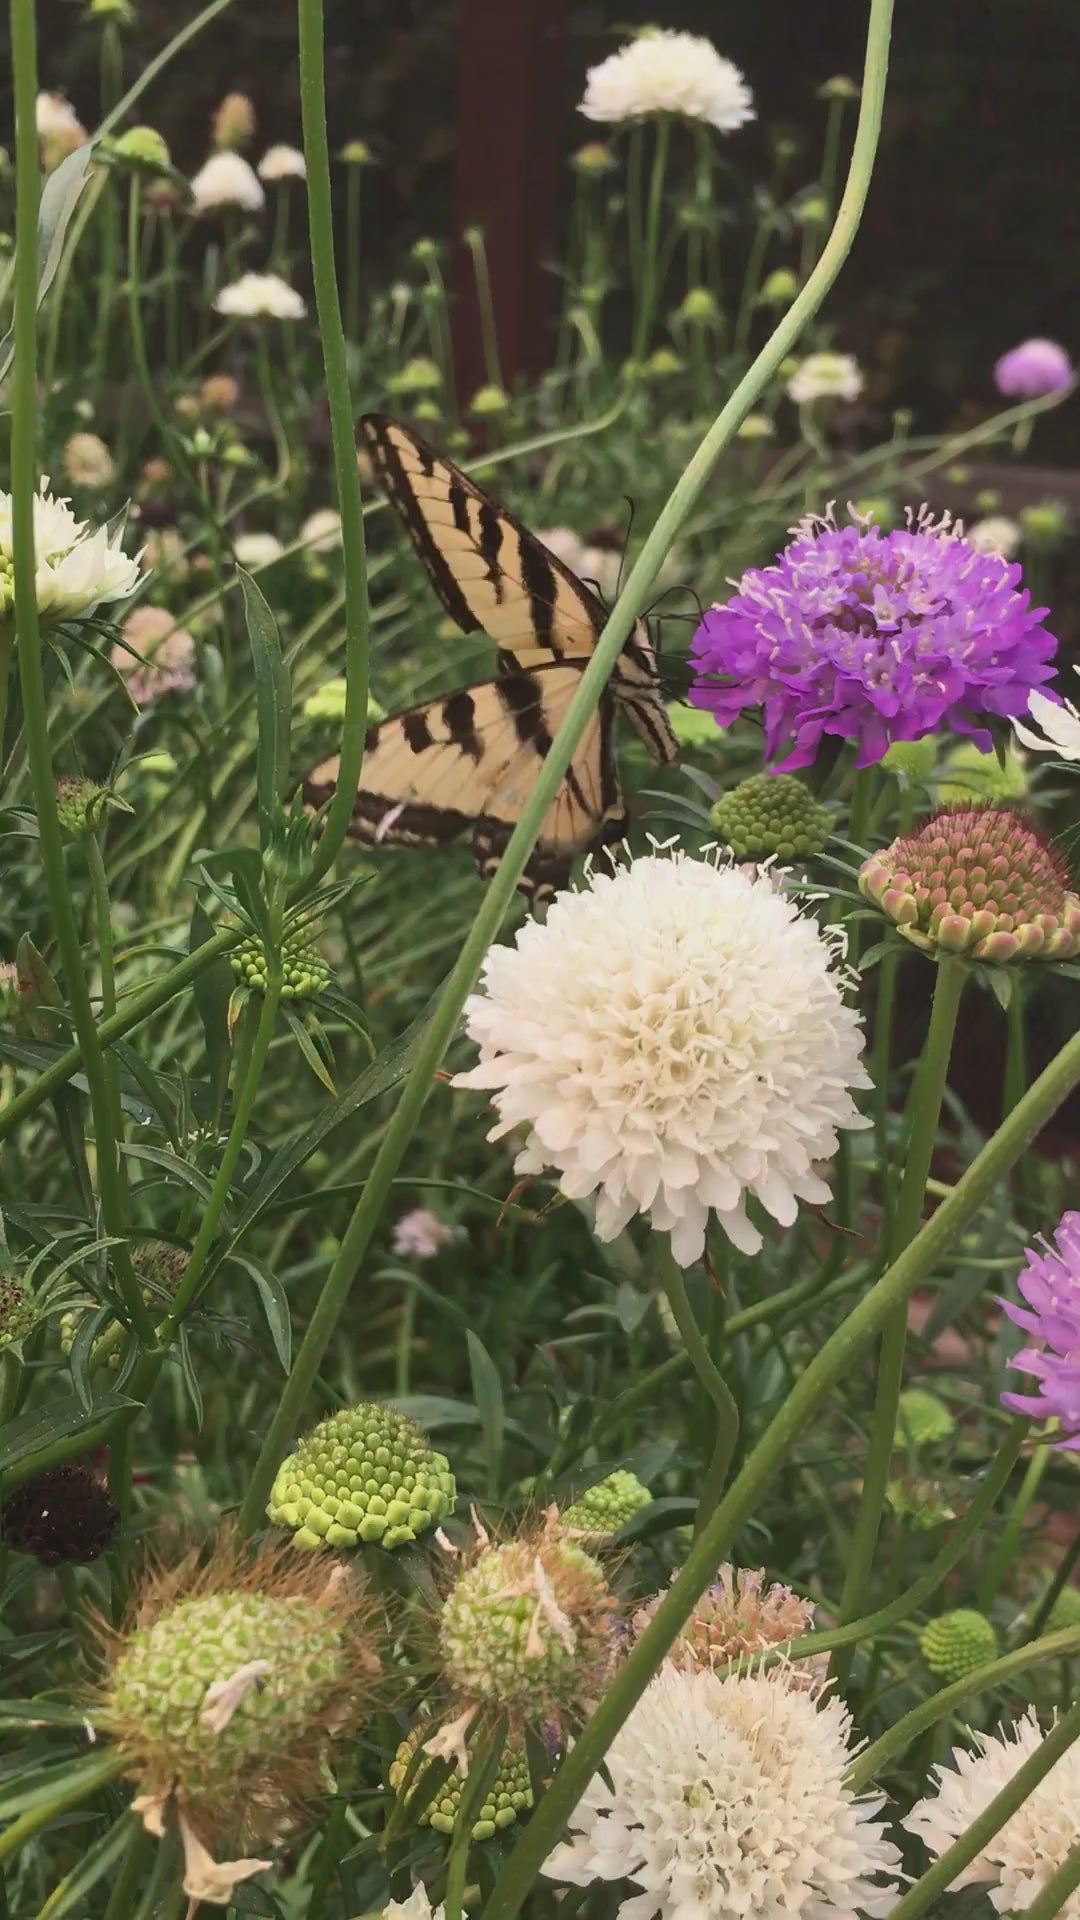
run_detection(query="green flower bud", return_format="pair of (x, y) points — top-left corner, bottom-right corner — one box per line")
(53, 776), (116, 838)
(268, 1401), (455, 1550)
(413, 399), (443, 423)
(390, 1726), (533, 1840)
(1019, 500), (1070, 549)
(975, 489), (1001, 514)
(339, 139), (373, 166)
(111, 126), (171, 174)
(710, 773), (831, 862)
(230, 923), (330, 1002)
(1046, 1586), (1080, 1632)
(571, 141), (615, 176)
(386, 356), (442, 396)
(561, 1470), (651, 1541)
(469, 384), (511, 416)
(920, 1609), (998, 1682)
(895, 1388), (956, 1449)
(302, 677), (386, 726)
(411, 238), (439, 264)
(851, 495), (898, 530)
(736, 412), (776, 441)
(881, 737), (938, 784)
(665, 704), (724, 750)
(885, 1475), (959, 1533)
(817, 75), (860, 100)
(793, 195), (828, 226)
(759, 268), (799, 307)
(938, 742), (1028, 809)
(645, 348), (683, 379)
(438, 1514), (614, 1719)
(0, 1272), (37, 1350)
(678, 287), (721, 325)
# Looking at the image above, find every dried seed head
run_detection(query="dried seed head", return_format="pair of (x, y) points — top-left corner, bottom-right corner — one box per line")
(3, 1462), (119, 1563)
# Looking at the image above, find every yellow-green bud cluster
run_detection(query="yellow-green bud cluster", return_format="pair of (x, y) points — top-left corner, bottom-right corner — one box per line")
(267, 1402), (455, 1550)
(561, 1470), (650, 1540)
(54, 776), (109, 838)
(859, 807), (1080, 964)
(105, 1588), (348, 1806)
(230, 925), (330, 1001)
(0, 1273), (36, 1350)
(895, 1388), (956, 1448)
(389, 1727), (533, 1839)
(711, 773), (831, 862)
(439, 1523), (612, 1718)
(920, 1609), (998, 1682)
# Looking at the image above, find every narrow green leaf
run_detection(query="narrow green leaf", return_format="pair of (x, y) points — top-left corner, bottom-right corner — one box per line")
(35, 1809), (134, 1919)
(68, 1303), (113, 1413)
(282, 1004), (337, 1092)
(466, 1331), (505, 1493)
(0, 143), (95, 385)
(190, 902), (233, 1117)
(239, 566), (292, 847)
(0, 1392), (138, 1481)
(175, 1326), (204, 1431)
(229, 1253), (292, 1374)
(117, 1143), (220, 1207)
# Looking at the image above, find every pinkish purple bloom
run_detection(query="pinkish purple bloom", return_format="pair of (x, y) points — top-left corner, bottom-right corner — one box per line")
(688, 508), (1059, 772)
(999, 1209), (1080, 1447)
(391, 1207), (456, 1261)
(994, 338), (1074, 400)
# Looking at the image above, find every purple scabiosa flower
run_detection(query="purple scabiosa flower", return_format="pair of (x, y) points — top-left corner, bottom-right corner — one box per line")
(994, 337), (1074, 399)
(999, 1210), (1080, 1446)
(689, 507), (1059, 772)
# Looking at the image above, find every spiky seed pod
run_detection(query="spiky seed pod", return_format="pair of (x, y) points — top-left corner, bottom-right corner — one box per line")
(267, 1402), (455, 1550)
(0, 1271), (36, 1349)
(3, 1463), (119, 1563)
(97, 1531), (381, 1855)
(895, 1388), (956, 1448)
(438, 1512), (615, 1724)
(561, 1470), (651, 1541)
(632, 1563), (826, 1686)
(920, 1609), (999, 1682)
(885, 1476), (958, 1533)
(859, 806), (1080, 964)
(709, 773), (831, 862)
(389, 1725), (534, 1839)
(61, 1242), (186, 1368)
(230, 924), (330, 1001)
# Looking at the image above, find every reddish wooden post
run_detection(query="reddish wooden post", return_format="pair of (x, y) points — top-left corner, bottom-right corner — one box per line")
(451, 0), (567, 399)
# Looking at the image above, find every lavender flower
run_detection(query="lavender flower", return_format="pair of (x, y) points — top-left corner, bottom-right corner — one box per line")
(994, 338), (1074, 400)
(689, 508), (1058, 771)
(999, 1210), (1080, 1447)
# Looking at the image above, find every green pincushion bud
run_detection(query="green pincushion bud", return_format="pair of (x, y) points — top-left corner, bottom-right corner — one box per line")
(1019, 501), (1069, 549)
(882, 738), (938, 784)
(339, 139), (372, 166)
(230, 924), (330, 1001)
(439, 1516), (614, 1719)
(268, 1401), (455, 1550)
(678, 287), (720, 325)
(645, 348), (683, 379)
(859, 806), (1080, 964)
(895, 1388), (956, 1449)
(1046, 1587), (1080, 1632)
(54, 776), (114, 838)
(759, 268), (798, 306)
(920, 1609), (998, 1682)
(0, 1272), (36, 1350)
(561, 1470), (651, 1540)
(302, 678), (386, 727)
(939, 742), (1028, 809)
(389, 1726), (533, 1839)
(666, 704), (724, 750)
(111, 126), (171, 173)
(710, 773), (830, 862)
(469, 384), (511, 416)
(387, 356), (442, 395)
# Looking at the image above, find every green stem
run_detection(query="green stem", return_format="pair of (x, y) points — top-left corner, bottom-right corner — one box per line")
(0, 927), (240, 1147)
(344, 163), (361, 342)
(834, 954), (966, 1684)
(884, 1698), (1080, 1920)
(850, 1622), (1080, 1788)
(255, 326), (290, 487)
(484, 1005), (1078, 1920)
(8, 2), (153, 1350)
(658, 1240), (739, 1531)
(305, 1796), (348, 1920)
(0, 1753), (127, 1865)
(86, 827), (122, 1158)
(978, 1441), (1049, 1610)
(0, 620), (15, 778)
(732, 210), (773, 357)
(1018, 1837), (1080, 1920)
(238, 0), (898, 1539)
(465, 227), (503, 390)
(632, 115), (671, 362)
(297, 0), (370, 889)
(94, 0), (234, 139)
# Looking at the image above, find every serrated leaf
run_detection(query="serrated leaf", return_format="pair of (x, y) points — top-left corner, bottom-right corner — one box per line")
(239, 566), (292, 849)
(0, 1392), (137, 1484)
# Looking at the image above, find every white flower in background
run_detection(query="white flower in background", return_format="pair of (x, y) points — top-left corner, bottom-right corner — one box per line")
(215, 272), (306, 321)
(0, 482), (141, 624)
(189, 152), (265, 215)
(786, 351), (864, 405)
(301, 508), (342, 553)
(257, 143), (306, 182)
(383, 1889), (446, 1920)
(967, 515), (1022, 559)
(35, 91), (80, 137)
(392, 1208), (456, 1261)
(111, 606), (196, 706)
(580, 29), (754, 134)
(454, 850), (869, 1266)
(538, 526), (622, 602)
(62, 432), (116, 491)
(544, 1664), (901, 1920)
(904, 1710), (1080, 1917)
(233, 531), (284, 568)
(1013, 669), (1080, 761)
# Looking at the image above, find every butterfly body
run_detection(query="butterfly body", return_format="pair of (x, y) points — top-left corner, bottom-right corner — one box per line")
(303, 414), (678, 898)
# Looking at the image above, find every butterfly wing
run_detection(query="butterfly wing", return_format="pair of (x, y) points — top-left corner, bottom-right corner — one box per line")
(303, 663), (625, 899)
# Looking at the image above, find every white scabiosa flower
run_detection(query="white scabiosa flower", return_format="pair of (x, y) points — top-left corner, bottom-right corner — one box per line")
(1013, 667), (1080, 761)
(787, 352), (864, 406)
(301, 508), (342, 553)
(453, 851), (869, 1266)
(257, 143), (306, 182)
(543, 1664), (901, 1920)
(189, 152), (265, 215)
(0, 482), (141, 624)
(967, 515), (1022, 559)
(384, 1890), (446, 1920)
(36, 91), (80, 136)
(215, 272), (306, 321)
(62, 432), (116, 491)
(904, 1710), (1080, 1917)
(233, 531), (285, 569)
(580, 30), (754, 134)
